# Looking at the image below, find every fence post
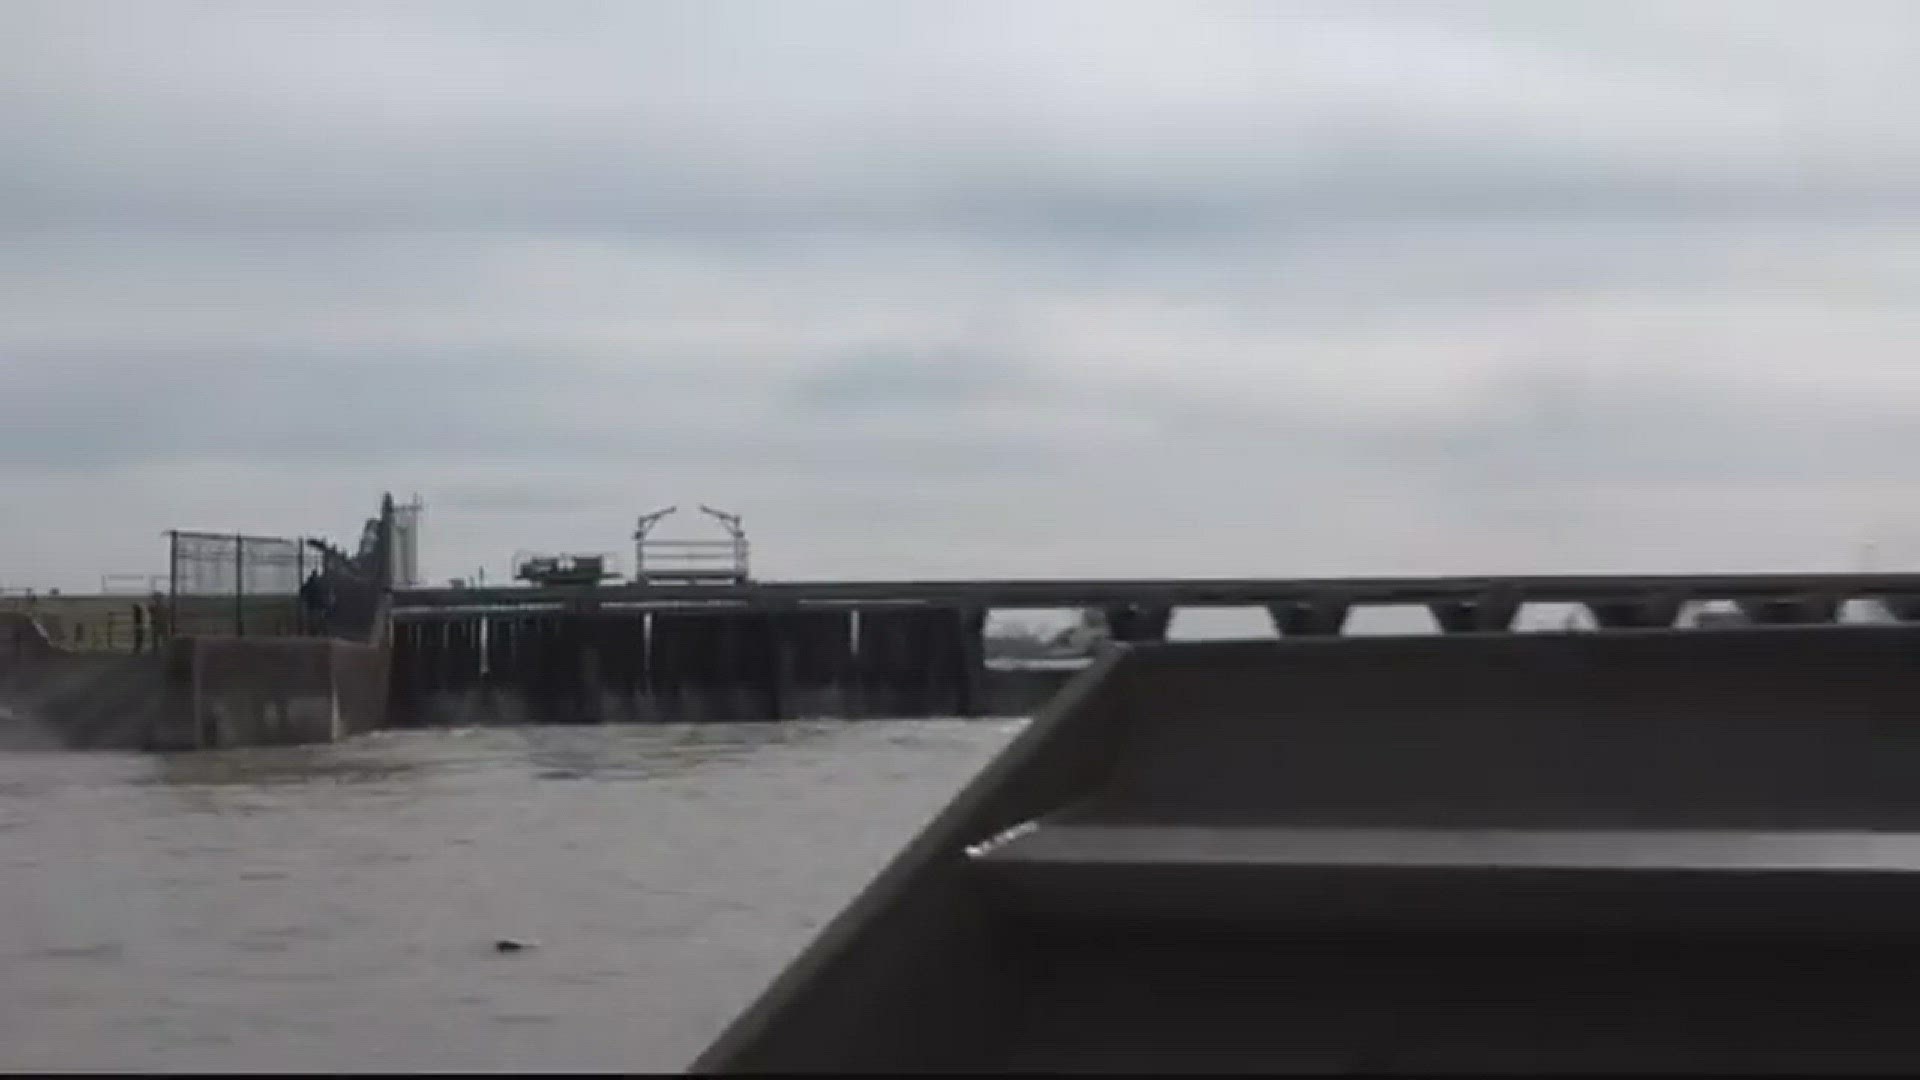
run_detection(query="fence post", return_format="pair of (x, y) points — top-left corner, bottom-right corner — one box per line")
(167, 530), (180, 642)
(234, 532), (245, 637)
(296, 539), (307, 637)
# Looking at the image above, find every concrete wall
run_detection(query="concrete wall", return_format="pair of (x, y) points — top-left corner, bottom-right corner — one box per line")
(0, 614), (185, 749)
(186, 636), (389, 748)
(0, 613), (388, 751)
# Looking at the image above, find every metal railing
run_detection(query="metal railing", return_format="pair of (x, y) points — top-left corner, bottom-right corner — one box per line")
(633, 539), (751, 583)
(633, 505), (751, 585)
(100, 573), (169, 595)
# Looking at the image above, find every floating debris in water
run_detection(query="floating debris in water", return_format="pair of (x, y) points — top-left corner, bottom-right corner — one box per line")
(494, 938), (538, 954)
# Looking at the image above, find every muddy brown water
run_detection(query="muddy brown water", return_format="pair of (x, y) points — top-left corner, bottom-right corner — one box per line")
(0, 720), (1020, 1072)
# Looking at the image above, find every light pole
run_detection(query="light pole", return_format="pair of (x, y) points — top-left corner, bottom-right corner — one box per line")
(634, 506), (679, 583)
(698, 505), (749, 582)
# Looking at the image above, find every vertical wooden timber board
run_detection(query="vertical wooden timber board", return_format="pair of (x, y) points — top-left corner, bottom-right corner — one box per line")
(448, 618), (475, 690)
(853, 608), (904, 718)
(957, 607), (988, 717)
(647, 611), (695, 720)
(512, 615), (538, 689)
(605, 614), (647, 695)
(635, 612), (651, 703)
(396, 620), (416, 695)
(438, 618), (459, 690)
(738, 611), (780, 720)
(463, 617), (484, 689)
(484, 615), (514, 688)
(778, 609), (854, 720)
(527, 615), (558, 720)
(851, 606), (974, 718)
(683, 614), (719, 719)
(561, 611), (595, 722)
(388, 620), (417, 719)
(439, 617), (461, 691)
(706, 613), (737, 717)
(420, 618), (445, 692)
(723, 611), (763, 721)
(644, 611), (672, 710)
(548, 616), (573, 706)
(921, 607), (969, 718)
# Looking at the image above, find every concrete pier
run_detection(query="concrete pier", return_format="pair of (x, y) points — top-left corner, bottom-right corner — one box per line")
(1428, 589), (1521, 633)
(1266, 598), (1351, 636)
(1100, 604), (1173, 643)
(1586, 594), (1685, 629)
(1738, 595), (1844, 625)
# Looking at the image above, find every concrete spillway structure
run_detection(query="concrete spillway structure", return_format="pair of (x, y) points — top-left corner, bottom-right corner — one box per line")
(695, 624), (1920, 1073)
(389, 571), (1920, 725)
(389, 606), (1029, 724)
(1, 611), (388, 750)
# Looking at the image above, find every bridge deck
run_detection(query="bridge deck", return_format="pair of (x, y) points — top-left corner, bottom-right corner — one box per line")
(395, 571), (1920, 615)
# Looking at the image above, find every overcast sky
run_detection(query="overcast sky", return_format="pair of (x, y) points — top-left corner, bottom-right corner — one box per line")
(8, 0), (1920, 590)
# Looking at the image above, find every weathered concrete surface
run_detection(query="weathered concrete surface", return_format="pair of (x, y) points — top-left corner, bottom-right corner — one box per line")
(697, 626), (1920, 1073)
(0, 654), (179, 750)
(1, 614), (388, 750)
(188, 636), (389, 748)
(0, 614), (185, 749)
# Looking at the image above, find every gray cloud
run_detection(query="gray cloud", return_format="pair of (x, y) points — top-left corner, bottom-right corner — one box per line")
(8, 1), (1920, 587)
(8, 1), (1920, 236)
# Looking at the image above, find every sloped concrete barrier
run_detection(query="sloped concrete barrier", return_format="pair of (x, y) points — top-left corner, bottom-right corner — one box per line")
(695, 626), (1920, 1073)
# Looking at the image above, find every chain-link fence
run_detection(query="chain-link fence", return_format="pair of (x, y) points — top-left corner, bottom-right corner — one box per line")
(166, 531), (314, 638)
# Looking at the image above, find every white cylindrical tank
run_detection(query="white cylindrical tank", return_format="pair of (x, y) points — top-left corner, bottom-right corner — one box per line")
(392, 496), (424, 588)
